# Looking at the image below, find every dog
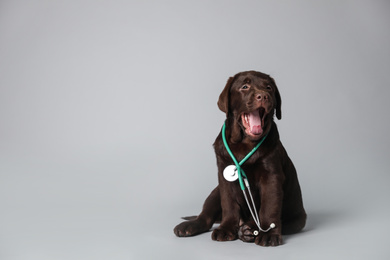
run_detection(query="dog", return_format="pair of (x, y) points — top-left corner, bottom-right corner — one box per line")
(174, 71), (306, 246)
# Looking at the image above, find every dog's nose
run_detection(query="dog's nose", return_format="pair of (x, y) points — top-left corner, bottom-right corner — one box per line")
(256, 92), (269, 101)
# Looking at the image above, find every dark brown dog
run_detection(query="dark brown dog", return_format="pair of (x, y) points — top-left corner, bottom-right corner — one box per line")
(174, 71), (306, 246)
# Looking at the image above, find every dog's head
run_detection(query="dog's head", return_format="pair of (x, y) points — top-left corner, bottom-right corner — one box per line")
(218, 71), (282, 142)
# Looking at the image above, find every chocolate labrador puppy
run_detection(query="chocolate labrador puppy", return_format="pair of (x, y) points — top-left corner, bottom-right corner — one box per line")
(174, 71), (306, 246)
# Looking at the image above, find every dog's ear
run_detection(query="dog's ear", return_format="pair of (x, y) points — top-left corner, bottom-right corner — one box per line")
(217, 76), (234, 114)
(270, 76), (282, 120)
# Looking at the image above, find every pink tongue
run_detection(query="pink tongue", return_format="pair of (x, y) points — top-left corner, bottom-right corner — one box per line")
(248, 110), (262, 134)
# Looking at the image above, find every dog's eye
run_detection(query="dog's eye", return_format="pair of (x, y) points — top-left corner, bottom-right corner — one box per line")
(266, 85), (272, 90)
(241, 85), (249, 90)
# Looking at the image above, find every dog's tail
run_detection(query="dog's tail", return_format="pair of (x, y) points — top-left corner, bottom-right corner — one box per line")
(181, 215), (221, 224)
(182, 216), (197, 221)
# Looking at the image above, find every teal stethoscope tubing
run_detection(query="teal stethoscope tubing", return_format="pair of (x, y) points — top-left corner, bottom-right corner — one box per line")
(221, 121), (275, 233)
(221, 122), (267, 190)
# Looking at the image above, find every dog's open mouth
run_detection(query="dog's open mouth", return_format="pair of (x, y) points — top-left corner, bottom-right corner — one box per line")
(241, 107), (266, 137)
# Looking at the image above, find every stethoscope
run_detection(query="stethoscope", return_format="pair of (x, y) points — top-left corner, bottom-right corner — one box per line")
(221, 122), (275, 235)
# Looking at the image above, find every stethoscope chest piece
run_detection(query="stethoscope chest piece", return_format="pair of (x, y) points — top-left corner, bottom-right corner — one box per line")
(223, 165), (239, 182)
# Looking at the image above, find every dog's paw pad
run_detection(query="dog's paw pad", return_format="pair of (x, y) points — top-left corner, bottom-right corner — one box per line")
(238, 224), (256, 242)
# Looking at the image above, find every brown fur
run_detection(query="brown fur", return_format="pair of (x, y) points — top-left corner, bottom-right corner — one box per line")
(174, 71), (306, 246)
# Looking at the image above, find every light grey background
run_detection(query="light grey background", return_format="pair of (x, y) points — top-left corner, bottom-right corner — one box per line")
(1, 1), (389, 259)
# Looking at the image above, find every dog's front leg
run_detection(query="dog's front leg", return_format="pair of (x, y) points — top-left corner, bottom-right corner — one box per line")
(211, 180), (240, 241)
(256, 173), (284, 246)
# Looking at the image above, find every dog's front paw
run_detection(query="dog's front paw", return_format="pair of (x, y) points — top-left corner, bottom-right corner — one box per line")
(211, 227), (237, 241)
(255, 232), (283, 247)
